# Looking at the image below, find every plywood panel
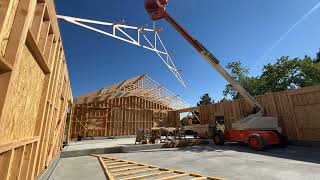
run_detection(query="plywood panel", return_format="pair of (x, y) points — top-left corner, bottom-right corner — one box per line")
(0, 46), (45, 144)
(71, 98), (159, 138)
(0, 0), (73, 179)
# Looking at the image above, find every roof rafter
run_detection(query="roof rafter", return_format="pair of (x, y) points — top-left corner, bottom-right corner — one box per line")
(76, 75), (190, 110)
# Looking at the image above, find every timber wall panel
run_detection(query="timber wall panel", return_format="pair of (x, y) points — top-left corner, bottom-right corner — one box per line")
(0, 0), (19, 58)
(71, 97), (172, 138)
(0, 45), (45, 143)
(0, 0), (72, 179)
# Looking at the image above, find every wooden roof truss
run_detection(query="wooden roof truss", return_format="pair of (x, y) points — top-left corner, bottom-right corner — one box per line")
(99, 75), (190, 110)
(57, 15), (186, 88)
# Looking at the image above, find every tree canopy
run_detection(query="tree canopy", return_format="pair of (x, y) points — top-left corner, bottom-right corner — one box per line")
(316, 49), (320, 63)
(197, 93), (214, 106)
(223, 52), (320, 100)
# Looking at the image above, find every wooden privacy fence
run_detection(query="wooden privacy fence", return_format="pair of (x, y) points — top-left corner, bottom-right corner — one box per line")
(195, 85), (320, 142)
(0, 0), (72, 179)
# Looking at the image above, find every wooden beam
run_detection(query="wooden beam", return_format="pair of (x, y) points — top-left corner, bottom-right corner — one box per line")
(18, 143), (33, 180)
(105, 161), (128, 166)
(122, 171), (171, 180)
(0, 137), (39, 154)
(114, 168), (157, 177)
(38, 20), (51, 53)
(0, 55), (12, 73)
(97, 156), (114, 180)
(4, 0), (37, 66)
(157, 173), (188, 180)
(25, 30), (50, 74)
(107, 164), (136, 170)
(110, 166), (145, 173)
(93, 155), (224, 180)
(0, 149), (14, 180)
(30, 2), (46, 40)
(9, 146), (25, 180)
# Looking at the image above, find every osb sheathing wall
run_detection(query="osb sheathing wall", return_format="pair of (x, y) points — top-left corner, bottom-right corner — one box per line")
(0, 0), (73, 179)
(71, 96), (176, 138)
(184, 85), (320, 142)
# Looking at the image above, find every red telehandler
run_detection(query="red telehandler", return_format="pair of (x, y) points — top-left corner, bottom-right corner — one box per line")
(144, 0), (285, 150)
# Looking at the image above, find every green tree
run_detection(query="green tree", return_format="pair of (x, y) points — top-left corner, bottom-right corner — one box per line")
(226, 61), (249, 80)
(219, 97), (228, 103)
(197, 93), (214, 106)
(316, 49), (320, 63)
(260, 56), (320, 92)
(259, 56), (300, 93)
(294, 56), (320, 87)
(223, 53), (320, 100)
(223, 61), (260, 99)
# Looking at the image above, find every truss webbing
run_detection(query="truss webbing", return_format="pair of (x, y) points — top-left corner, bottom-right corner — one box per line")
(93, 155), (223, 180)
(57, 15), (186, 88)
(131, 75), (190, 110)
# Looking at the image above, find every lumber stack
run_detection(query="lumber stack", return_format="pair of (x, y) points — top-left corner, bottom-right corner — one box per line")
(0, 0), (72, 179)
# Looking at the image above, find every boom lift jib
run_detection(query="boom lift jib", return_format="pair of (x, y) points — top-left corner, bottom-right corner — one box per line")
(144, 0), (284, 150)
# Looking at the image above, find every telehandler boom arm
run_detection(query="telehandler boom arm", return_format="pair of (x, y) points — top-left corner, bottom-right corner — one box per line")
(144, 0), (263, 112)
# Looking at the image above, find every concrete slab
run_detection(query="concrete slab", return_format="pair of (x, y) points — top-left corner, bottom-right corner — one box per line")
(50, 143), (320, 180)
(109, 144), (320, 180)
(38, 153), (60, 180)
(61, 137), (209, 158)
(64, 138), (136, 151)
(61, 144), (164, 158)
(48, 156), (105, 180)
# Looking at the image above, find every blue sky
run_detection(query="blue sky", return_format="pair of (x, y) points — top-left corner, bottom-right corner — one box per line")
(55, 0), (320, 106)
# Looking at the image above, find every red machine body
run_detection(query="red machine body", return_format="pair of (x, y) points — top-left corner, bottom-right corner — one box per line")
(223, 130), (282, 150)
(145, 0), (206, 53)
(145, 0), (168, 20)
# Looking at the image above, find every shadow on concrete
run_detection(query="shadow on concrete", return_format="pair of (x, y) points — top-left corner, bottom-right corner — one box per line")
(135, 143), (320, 164)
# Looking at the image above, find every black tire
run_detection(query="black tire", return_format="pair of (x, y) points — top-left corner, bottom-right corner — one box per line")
(193, 132), (198, 139)
(273, 131), (287, 148)
(213, 133), (225, 145)
(248, 134), (265, 151)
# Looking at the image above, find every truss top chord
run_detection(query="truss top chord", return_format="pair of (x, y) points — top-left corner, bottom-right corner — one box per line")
(75, 74), (190, 110)
(57, 15), (186, 88)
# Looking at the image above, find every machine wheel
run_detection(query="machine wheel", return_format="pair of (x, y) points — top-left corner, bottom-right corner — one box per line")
(193, 132), (198, 139)
(248, 135), (265, 151)
(273, 131), (287, 147)
(213, 133), (225, 145)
